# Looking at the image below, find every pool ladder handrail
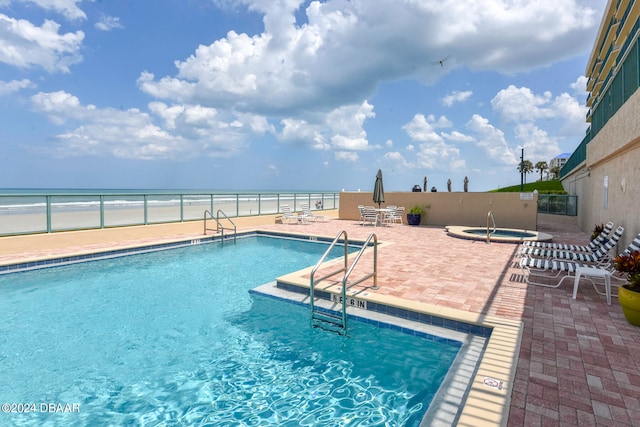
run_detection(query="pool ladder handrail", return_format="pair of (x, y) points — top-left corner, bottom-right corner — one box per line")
(309, 230), (378, 334)
(486, 211), (496, 244)
(203, 209), (237, 242)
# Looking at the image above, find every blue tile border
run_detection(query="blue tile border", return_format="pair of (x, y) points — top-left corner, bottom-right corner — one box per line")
(0, 231), (366, 275)
(274, 281), (493, 339)
(251, 287), (468, 347)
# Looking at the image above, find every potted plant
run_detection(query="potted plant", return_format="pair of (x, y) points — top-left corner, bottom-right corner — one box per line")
(591, 223), (605, 241)
(406, 205), (427, 226)
(614, 250), (640, 326)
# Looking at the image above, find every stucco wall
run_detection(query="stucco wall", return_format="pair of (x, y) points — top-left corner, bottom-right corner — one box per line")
(339, 191), (539, 229)
(562, 89), (640, 250)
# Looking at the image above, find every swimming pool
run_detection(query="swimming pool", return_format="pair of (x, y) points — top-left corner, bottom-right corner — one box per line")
(0, 235), (462, 426)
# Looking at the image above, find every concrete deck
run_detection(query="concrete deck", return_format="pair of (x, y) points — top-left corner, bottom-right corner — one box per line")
(1, 212), (639, 425)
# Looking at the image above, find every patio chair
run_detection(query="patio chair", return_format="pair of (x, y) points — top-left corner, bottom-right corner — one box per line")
(382, 206), (404, 226)
(360, 206), (378, 226)
(520, 221), (613, 252)
(299, 203), (325, 222)
(280, 205), (303, 224)
(519, 231), (639, 288)
(519, 226), (624, 264)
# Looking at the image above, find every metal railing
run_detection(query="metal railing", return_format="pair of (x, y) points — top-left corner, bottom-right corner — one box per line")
(204, 210), (237, 242)
(486, 211), (496, 244)
(309, 230), (377, 334)
(0, 191), (340, 236)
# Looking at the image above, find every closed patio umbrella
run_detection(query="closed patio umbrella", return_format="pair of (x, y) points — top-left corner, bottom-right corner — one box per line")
(373, 169), (385, 208)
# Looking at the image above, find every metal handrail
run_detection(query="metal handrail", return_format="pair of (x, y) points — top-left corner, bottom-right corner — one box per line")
(309, 230), (378, 333)
(216, 209), (237, 243)
(487, 211), (496, 244)
(339, 233), (378, 328)
(204, 209), (237, 242)
(309, 231), (349, 316)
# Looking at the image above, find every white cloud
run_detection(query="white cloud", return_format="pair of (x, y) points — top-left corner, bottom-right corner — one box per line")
(29, 91), (270, 159)
(441, 90), (473, 107)
(402, 113), (464, 170)
(570, 75), (588, 96)
(0, 14), (84, 72)
(277, 101), (374, 151)
(95, 15), (124, 31)
(551, 92), (588, 136)
(514, 122), (562, 163)
(13, 0), (87, 20)
(139, 0), (599, 120)
(384, 151), (411, 168)
(491, 85), (554, 122)
(402, 113), (449, 142)
(441, 130), (474, 143)
(335, 151), (358, 162)
(491, 84), (588, 137)
(465, 114), (518, 165)
(0, 78), (34, 95)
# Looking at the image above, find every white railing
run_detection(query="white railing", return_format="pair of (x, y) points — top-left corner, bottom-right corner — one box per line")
(487, 211), (496, 244)
(0, 191), (339, 236)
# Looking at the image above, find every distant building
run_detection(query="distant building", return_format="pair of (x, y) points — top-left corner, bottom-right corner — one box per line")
(560, 1), (640, 250)
(549, 153), (571, 178)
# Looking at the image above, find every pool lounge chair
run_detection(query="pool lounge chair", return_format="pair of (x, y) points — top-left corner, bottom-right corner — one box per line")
(299, 203), (326, 222)
(280, 205), (304, 224)
(519, 226), (624, 263)
(520, 221), (614, 252)
(520, 231), (640, 288)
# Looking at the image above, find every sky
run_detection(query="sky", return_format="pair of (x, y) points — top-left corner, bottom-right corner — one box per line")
(0, 0), (607, 192)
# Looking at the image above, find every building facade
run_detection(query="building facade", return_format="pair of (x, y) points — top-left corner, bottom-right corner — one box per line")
(561, 0), (640, 250)
(549, 153), (571, 178)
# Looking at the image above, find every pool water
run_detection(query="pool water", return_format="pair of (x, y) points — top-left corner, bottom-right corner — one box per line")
(0, 236), (460, 426)
(464, 229), (536, 238)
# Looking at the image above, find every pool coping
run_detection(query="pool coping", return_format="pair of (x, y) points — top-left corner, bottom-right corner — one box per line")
(1, 228), (524, 426)
(0, 229), (371, 274)
(446, 225), (553, 244)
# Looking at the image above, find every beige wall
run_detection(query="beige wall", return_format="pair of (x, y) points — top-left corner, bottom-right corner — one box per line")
(562, 89), (640, 250)
(339, 191), (539, 229)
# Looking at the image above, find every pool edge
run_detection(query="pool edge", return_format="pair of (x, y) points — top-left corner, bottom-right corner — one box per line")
(446, 225), (553, 244)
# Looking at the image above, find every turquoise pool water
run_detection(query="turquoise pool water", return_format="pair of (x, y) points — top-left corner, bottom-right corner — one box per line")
(0, 236), (460, 426)
(463, 229), (536, 238)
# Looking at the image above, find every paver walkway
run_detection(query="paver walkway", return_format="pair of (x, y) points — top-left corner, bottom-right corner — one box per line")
(1, 213), (639, 425)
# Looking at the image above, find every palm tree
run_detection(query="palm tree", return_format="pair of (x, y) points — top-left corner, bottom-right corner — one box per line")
(518, 160), (534, 184)
(535, 161), (548, 181)
(549, 165), (561, 179)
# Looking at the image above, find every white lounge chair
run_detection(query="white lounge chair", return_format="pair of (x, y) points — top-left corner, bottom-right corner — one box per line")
(280, 205), (303, 224)
(520, 221), (614, 253)
(299, 202), (325, 222)
(520, 231), (640, 289)
(519, 226), (624, 263)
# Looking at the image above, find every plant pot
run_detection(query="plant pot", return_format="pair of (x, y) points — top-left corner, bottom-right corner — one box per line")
(618, 285), (640, 327)
(406, 213), (421, 226)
